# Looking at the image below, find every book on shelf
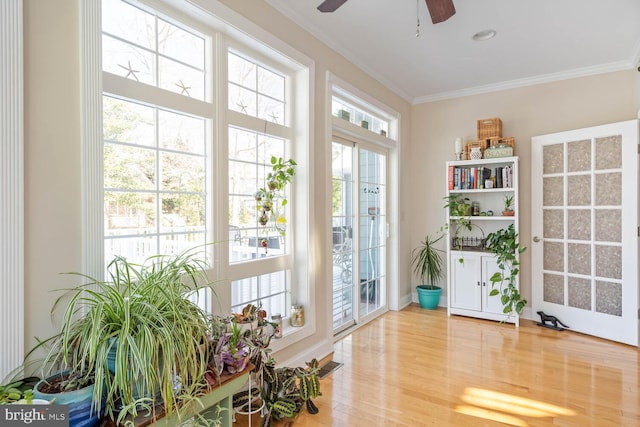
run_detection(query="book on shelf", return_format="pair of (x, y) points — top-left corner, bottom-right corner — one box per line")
(449, 164), (513, 190)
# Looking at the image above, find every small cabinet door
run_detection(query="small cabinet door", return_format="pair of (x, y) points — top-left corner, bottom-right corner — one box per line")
(450, 253), (481, 311)
(482, 256), (505, 315)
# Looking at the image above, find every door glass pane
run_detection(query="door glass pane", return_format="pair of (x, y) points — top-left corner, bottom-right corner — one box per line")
(332, 143), (354, 330)
(568, 277), (591, 310)
(359, 149), (386, 316)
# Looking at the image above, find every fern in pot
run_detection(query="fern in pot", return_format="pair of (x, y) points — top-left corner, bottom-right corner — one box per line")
(411, 232), (445, 309)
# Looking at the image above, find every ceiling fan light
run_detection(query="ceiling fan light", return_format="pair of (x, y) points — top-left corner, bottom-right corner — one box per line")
(472, 29), (497, 41)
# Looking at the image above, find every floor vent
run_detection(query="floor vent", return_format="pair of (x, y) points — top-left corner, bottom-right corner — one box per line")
(317, 360), (343, 379)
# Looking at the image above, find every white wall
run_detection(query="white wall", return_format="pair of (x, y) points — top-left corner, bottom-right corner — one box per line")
(409, 70), (637, 317)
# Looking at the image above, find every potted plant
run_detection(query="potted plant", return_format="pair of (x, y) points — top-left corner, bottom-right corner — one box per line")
(502, 195), (515, 216)
(32, 371), (102, 426)
(443, 194), (470, 217)
(486, 224), (527, 317)
(40, 248), (217, 425)
(411, 232), (445, 309)
(0, 377), (44, 405)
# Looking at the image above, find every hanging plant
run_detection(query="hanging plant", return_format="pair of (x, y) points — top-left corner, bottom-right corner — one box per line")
(255, 156), (297, 251)
(486, 224), (527, 316)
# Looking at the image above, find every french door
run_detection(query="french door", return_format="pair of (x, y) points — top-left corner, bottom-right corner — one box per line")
(531, 120), (638, 346)
(332, 140), (387, 334)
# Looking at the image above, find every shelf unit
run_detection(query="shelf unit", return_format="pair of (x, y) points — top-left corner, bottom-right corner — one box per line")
(445, 156), (520, 325)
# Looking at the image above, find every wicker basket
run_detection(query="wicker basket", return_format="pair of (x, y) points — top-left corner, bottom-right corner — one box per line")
(464, 140), (485, 160)
(477, 118), (502, 139)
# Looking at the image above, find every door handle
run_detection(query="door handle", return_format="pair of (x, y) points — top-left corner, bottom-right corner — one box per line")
(477, 281), (480, 287)
(533, 236), (541, 242)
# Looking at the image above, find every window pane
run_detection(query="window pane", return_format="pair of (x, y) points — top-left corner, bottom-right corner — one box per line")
(102, 0), (155, 50)
(104, 191), (156, 236)
(105, 235), (156, 266)
(104, 144), (156, 190)
(103, 97), (155, 146)
(159, 233), (207, 257)
(158, 19), (204, 68)
(228, 52), (256, 90)
(258, 95), (284, 124)
(228, 127), (257, 163)
(158, 56), (205, 100)
(103, 35), (155, 85)
(158, 110), (205, 154)
(257, 67), (284, 101)
(161, 194), (206, 231)
(160, 152), (205, 192)
(228, 83), (257, 116)
(257, 135), (285, 164)
(231, 271), (288, 317)
(229, 160), (258, 196)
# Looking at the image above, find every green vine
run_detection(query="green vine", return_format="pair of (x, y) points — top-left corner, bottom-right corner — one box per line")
(486, 224), (527, 316)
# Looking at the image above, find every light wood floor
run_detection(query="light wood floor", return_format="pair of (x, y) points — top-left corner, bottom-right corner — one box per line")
(234, 305), (640, 427)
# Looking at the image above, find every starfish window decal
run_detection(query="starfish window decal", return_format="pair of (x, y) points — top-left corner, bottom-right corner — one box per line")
(236, 102), (248, 114)
(118, 60), (140, 81)
(269, 112), (279, 123)
(175, 80), (191, 97)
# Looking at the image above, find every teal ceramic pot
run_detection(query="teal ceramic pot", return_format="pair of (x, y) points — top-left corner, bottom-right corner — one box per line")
(33, 372), (103, 427)
(416, 285), (442, 309)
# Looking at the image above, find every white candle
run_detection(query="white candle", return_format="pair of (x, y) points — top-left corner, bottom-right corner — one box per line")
(455, 137), (463, 154)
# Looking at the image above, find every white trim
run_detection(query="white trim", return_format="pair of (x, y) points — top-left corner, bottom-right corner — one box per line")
(415, 60), (635, 104)
(0, 0), (24, 381)
(81, 0), (104, 283)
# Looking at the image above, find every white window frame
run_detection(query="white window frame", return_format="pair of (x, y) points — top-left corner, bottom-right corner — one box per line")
(82, 0), (315, 351)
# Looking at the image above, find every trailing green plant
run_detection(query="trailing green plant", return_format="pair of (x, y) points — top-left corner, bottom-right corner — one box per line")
(486, 224), (527, 316)
(0, 380), (36, 404)
(255, 156), (297, 237)
(40, 247), (217, 424)
(411, 232), (445, 289)
(443, 194), (470, 217)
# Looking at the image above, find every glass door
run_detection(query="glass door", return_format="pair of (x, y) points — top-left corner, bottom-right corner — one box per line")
(332, 142), (387, 334)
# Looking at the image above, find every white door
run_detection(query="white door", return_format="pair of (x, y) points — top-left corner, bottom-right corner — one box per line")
(450, 253), (482, 311)
(531, 120), (638, 346)
(482, 256), (505, 315)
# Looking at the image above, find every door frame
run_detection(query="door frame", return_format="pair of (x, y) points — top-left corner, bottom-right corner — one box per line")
(531, 119), (638, 346)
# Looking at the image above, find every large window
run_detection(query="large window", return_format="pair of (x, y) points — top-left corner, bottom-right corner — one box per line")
(102, 0), (211, 265)
(99, 0), (309, 327)
(227, 50), (296, 315)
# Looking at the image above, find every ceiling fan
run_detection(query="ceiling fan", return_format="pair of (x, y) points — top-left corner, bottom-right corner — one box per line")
(317, 0), (456, 24)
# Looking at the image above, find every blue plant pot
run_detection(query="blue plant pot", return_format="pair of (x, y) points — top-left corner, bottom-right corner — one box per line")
(107, 338), (160, 402)
(33, 373), (103, 427)
(416, 285), (441, 310)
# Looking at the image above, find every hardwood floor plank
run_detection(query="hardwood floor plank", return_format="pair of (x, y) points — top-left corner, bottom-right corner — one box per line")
(233, 305), (639, 426)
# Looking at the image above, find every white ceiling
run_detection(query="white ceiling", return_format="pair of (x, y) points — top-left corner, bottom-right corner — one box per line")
(266, 0), (640, 103)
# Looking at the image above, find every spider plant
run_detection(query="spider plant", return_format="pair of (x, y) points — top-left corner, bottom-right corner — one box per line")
(41, 248), (217, 424)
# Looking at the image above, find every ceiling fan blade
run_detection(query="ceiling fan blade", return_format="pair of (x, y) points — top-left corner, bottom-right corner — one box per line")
(317, 0), (349, 13)
(425, 0), (456, 24)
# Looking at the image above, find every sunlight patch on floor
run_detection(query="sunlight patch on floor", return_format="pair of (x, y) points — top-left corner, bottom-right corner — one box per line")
(455, 387), (576, 426)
